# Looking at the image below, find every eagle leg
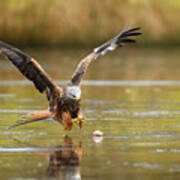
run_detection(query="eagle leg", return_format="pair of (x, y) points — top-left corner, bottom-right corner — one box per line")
(62, 112), (73, 131)
(73, 116), (85, 123)
(73, 110), (85, 129)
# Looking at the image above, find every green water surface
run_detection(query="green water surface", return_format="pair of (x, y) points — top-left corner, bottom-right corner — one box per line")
(0, 47), (180, 179)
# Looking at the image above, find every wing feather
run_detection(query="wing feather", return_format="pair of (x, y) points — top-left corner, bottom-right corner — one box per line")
(69, 27), (142, 86)
(0, 41), (58, 93)
(0, 41), (62, 112)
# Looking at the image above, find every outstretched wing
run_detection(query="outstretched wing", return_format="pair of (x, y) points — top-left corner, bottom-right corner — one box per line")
(0, 41), (58, 93)
(69, 27), (142, 86)
(0, 41), (61, 112)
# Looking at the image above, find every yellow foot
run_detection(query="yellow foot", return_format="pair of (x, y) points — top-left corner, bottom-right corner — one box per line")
(73, 118), (79, 123)
(80, 116), (86, 121)
(73, 116), (86, 123)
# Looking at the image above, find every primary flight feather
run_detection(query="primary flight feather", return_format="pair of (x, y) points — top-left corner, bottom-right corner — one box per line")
(0, 27), (141, 130)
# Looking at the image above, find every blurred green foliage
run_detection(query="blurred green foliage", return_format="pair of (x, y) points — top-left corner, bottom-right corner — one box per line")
(0, 0), (179, 47)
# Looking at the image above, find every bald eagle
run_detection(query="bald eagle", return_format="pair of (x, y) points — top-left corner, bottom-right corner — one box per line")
(0, 27), (141, 130)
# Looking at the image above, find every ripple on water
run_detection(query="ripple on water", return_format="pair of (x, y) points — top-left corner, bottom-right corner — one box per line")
(132, 162), (164, 169)
(1, 80), (180, 86)
(0, 94), (15, 98)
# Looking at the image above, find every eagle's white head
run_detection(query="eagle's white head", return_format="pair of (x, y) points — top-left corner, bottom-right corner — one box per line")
(65, 86), (81, 101)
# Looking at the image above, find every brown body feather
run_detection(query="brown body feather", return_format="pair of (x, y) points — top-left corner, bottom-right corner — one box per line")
(54, 95), (81, 130)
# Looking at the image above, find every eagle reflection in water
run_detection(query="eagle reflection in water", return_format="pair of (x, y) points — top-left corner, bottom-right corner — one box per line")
(47, 135), (83, 180)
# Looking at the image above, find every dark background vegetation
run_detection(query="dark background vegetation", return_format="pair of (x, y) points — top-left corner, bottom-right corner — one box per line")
(0, 0), (179, 47)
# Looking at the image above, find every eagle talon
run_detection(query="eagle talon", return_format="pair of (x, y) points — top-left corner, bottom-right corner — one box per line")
(73, 118), (79, 123)
(81, 116), (86, 121)
(73, 116), (85, 123)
